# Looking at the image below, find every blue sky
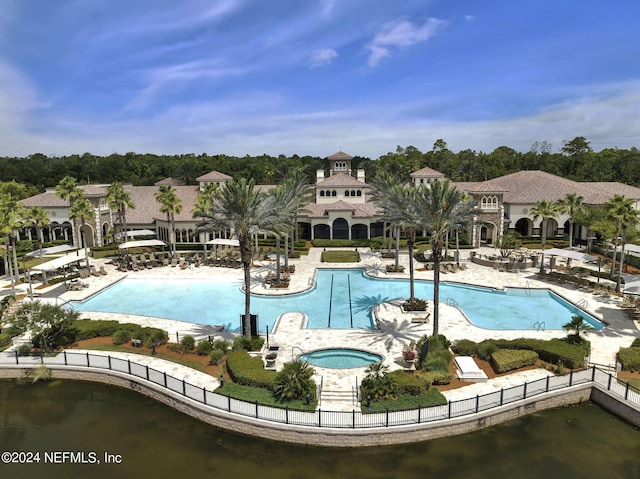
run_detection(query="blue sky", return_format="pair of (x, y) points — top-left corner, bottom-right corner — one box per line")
(1, 0), (639, 159)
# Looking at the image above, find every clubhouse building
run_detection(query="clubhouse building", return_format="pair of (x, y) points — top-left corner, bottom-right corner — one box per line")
(18, 151), (640, 250)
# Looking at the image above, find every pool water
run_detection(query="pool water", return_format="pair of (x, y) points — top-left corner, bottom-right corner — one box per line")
(299, 348), (383, 369)
(72, 268), (604, 333)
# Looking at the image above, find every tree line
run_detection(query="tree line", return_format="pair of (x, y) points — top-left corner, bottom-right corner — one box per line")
(1, 137), (639, 196)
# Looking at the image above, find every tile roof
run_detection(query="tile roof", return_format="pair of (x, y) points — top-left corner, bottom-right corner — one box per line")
(316, 172), (368, 188)
(327, 150), (353, 160)
(303, 200), (379, 218)
(410, 166), (446, 178)
(456, 170), (624, 205)
(196, 170), (232, 182)
(20, 190), (68, 207)
(154, 177), (185, 186)
(124, 185), (200, 223)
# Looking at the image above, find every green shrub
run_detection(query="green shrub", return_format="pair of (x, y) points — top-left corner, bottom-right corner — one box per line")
(180, 335), (195, 353)
(451, 339), (479, 356)
(618, 347), (640, 371)
(273, 360), (316, 401)
(112, 329), (132, 345)
(490, 338), (587, 369)
(209, 349), (224, 365)
(232, 335), (265, 351)
(402, 298), (427, 311)
(226, 350), (277, 389)
(477, 341), (499, 361)
(17, 344), (31, 356)
(196, 339), (213, 356)
(213, 339), (230, 352)
(491, 349), (539, 374)
(0, 333), (12, 348)
(423, 355), (450, 373)
(387, 370), (429, 396)
(630, 338), (640, 348)
(420, 370), (452, 385)
(76, 319), (122, 340)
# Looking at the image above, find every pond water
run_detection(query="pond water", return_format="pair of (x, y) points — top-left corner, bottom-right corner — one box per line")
(0, 380), (638, 479)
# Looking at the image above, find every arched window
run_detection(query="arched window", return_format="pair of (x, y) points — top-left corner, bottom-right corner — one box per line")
(320, 190), (325, 197)
(331, 190), (337, 197)
(481, 196), (498, 210)
(344, 190), (350, 197)
(356, 190), (362, 197)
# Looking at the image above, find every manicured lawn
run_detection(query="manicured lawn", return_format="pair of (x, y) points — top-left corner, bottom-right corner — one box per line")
(321, 250), (360, 263)
(77, 342), (208, 372)
(217, 382), (317, 410)
(362, 389), (447, 412)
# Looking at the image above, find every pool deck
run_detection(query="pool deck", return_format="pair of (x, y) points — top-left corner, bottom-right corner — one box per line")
(2, 246), (639, 410)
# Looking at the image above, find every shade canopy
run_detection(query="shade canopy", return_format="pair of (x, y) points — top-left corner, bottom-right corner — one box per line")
(544, 248), (598, 262)
(205, 238), (239, 246)
(115, 229), (156, 240)
(30, 251), (87, 272)
(25, 244), (78, 258)
(119, 239), (166, 250)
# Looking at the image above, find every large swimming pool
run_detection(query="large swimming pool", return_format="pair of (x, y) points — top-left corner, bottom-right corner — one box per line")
(72, 268), (604, 333)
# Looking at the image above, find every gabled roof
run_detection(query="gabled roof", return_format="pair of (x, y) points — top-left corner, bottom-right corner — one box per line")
(124, 185), (200, 223)
(410, 166), (446, 178)
(303, 200), (379, 218)
(316, 172), (368, 188)
(455, 170), (629, 205)
(455, 180), (507, 194)
(581, 182), (640, 200)
(20, 190), (68, 208)
(196, 170), (232, 182)
(327, 150), (353, 160)
(154, 177), (185, 186)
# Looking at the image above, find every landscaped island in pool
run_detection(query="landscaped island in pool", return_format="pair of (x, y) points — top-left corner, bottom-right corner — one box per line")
(72, 268), (604, 333)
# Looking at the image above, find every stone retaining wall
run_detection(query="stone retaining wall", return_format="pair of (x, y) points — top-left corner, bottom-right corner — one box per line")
(1, 366), (625, 447)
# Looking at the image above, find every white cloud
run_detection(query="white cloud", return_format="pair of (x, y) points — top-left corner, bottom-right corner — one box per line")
(464, 15), (475, 21)
(367, 17), (447, 67)
(309, 48), (338, 68)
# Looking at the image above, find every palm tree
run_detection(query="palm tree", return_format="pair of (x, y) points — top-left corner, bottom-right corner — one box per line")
(0, 193), (23, 293)
(23, 206), (51, 264)
(605, 194), (636, 279)
(611, 201), (639, 292)
(275, 171), (311, 271)
(413, 179), (474, 337)
(273, 359), (315, 401)
(69, 198), (95, 269)
(530, 199), (561, 274)
(370, 172), (404, 270)
(557, 193), (586, 249)
(194, 178), (283, 338)
(106, 182), (135, 243)
(562, 314), (594, 339)
(55, 176), (84, 248)
(156, 185), (183, 260)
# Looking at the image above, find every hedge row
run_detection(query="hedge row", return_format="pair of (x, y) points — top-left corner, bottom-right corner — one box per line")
(489, 338), (587, 369)
(420, 370), (453, 386)
(226, 350), (277, 390)
(387, 370), (429, 396)
(618, 347), (640, 372)
(491, 349), (539, 374)
(75, 319), (168, 346)
(452, 337), (588, 369)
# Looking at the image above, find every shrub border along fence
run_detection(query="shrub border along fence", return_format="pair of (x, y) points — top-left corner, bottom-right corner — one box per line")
(1, 350), (639, 446)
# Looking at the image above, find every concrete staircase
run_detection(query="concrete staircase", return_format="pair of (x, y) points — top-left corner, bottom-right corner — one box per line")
(319, 387), (359, 411)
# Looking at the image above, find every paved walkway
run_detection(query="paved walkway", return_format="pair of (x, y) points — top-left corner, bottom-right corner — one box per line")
(2, 246), (638, 411)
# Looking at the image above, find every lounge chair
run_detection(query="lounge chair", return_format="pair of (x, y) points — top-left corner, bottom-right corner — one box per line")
(411, 313), (431, 323)
(98, 265), (108, 276)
